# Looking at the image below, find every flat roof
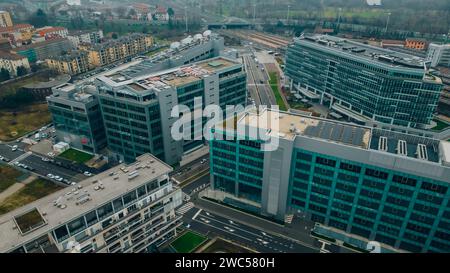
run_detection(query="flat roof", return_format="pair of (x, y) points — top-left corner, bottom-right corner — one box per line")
(296, 34), (427, 70)
(100, 56), (239, 92)
(217, 108), (446, 165)
(0, 154), (172, 252)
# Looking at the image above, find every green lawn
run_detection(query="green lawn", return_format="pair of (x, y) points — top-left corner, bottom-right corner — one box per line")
(268, 72), (287, 111)
(0, 74), (50, 98)
(0, 179), (63, 215)
(0, 165), (23, 193)
(171, 231), (208, 253)
(431, 119), (450, 131)
(58, 148), (94, 164)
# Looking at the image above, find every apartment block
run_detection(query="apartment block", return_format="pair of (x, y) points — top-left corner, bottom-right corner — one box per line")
(86, 34), (153, 67)
(0, 154), (182, 253)
(208, 107), (450, 253)
(46, 50), (90, 75)
(0, 50), (30, 76)
(0, 24), (34, 46)
(0, 11), (13, 28)
(68, 30), (104, 48)
(285, 34), (443, 129)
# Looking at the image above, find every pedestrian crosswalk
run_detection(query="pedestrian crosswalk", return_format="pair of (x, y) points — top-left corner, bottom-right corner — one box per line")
(285, 214), (294, 224)
(176, 202), (194, 215)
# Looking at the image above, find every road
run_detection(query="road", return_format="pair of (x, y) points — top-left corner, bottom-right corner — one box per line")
(183, 208), (319, 253)
(243, 53), (276, 107)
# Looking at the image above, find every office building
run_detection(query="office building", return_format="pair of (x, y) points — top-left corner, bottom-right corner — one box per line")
(48, 33), (228, 160)
(86, 34), (153, 67)
(47, 83), (106, 154)
(0, 154), (183, 253)
(0, 51), (30, 76)
(12, 38), (73, 63)
(46, 50), (90, 75)
(285, 34), (443, 129)
(0, 11), (13, 28)
(207, 107), (450, 253)
(427, 43), (450, 68)
(95, 56), (246, 165)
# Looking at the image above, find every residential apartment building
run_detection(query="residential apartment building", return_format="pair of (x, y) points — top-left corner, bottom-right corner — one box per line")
(46, 50), (90, 75)
(68, 30), (104, 48)
(0, 51), (30, 76)
(95, 56), (246, 165)
(427, 43), (450, 68)
(285, 35), (443, 129)
(86, 34), (153, 67)
(0, 154), (183, 253)
(207, 107), (450, 253)
(0, 24), (34, 46)
(37, 26), (68, 39)
(12, 38), (73, 63)
(47, 83), (106, 154)
(0, 11), (13, 28)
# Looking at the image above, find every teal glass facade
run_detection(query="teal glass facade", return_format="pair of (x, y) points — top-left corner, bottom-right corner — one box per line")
(285, 36), (443, 128)
(210, 136), (264, 204)
(290, 148), (450, 252)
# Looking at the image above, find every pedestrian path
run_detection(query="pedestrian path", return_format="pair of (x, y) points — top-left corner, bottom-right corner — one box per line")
(176, 202), (195, 215)
(285, 214), (294, 224)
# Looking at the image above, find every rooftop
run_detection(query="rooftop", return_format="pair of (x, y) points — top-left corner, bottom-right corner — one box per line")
(296, 34), (428, 70)
(217, 107), (447, 165)
(0, 50), (26, 60)
(0, 154), (171, 252)
(11, 38), (69, 51)
(100, 56), (238, 92)
(0, 24), (33, 33)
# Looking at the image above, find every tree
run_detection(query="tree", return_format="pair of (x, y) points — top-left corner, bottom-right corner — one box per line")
(16, 66), (28, 77)
(167, 7), (175, 18)
(29, 9), (49, 27)
(0, 68), (10, 82)
(111, 33), (119, 39)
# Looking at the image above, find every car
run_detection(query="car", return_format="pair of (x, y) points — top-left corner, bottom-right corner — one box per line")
(0, 156), (3, 161)
(41, 157), (49, 162)
(83, 171), (92, 177)
(11, 145), (18, 151)
(200, 159), (207, 164)
(55, 177), (63, 182)
(47, 174), (55, 179)
(63, 179), (69, 183)
(3, 157), (10, 162)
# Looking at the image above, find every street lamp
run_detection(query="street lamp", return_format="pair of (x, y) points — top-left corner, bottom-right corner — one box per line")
(384, 12), (391, 34)
(287, 5), (291, 25)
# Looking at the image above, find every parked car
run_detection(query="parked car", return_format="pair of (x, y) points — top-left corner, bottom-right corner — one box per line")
(47, 174), (55, 179)
(11, 145), (18, 151)
(83, 171), (92, 177)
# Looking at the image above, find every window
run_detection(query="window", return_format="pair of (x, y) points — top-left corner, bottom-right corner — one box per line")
(315, 156), (336, 167)
(137, 185), (147, 198)
(54, 225), (69, 242)
(365, 168), (388, 180)
(97, 203), (114, 220)
(85, 210), (98, 227)
(68, 217), (86, 235)
(123, 191), (137, 205)
(113, 197), (124, 211)
(339, 162), (361, 173)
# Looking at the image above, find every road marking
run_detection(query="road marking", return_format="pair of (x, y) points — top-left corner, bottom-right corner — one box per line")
(192, 208), (203, 220)
(193, 219), (253, 242)
(176, 202), (194, 215)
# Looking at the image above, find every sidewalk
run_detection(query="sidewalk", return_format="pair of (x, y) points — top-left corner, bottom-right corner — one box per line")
(0, 175), (36, 203)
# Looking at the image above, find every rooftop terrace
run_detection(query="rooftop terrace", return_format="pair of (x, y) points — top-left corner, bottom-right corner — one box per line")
(217, 108), (448, 166)
(0, 154), (172, 252)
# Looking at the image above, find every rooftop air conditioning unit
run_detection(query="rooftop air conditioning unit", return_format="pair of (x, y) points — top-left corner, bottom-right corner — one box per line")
(378, 136), (388, 152)
(416, 144), (428, 161)
(396, 140), (408, 156)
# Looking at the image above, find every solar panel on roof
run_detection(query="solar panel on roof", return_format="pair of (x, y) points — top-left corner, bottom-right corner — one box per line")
(319, 123), (333, 139)
(352, 128), (364, 146)
(341, 127), (353, 144)
(330, 124), (344, 141)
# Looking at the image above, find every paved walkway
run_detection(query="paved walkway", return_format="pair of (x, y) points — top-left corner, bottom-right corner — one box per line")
(0, 175), (36, 203)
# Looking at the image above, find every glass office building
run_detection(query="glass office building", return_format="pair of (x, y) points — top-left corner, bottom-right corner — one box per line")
(285, 35), (443, 129)
(208, 107), (450, 252)
(95, 56), (246, 165)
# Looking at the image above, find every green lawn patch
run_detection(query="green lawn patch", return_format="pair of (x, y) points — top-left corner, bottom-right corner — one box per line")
(431, 119), (450, 131)
(58, 148), (94, 164)
(268, 72), (287, 111)
(0, 179), (63, 215)
(0, 165), (23, 193)
(170, 231), (208, 253)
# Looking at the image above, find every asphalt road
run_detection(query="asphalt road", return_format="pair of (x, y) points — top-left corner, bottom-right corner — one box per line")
(17, 154), (84, 183)
(183, 208), (319, 253)
(244, 53), (276, 107)
(181, 173), (210, 195)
